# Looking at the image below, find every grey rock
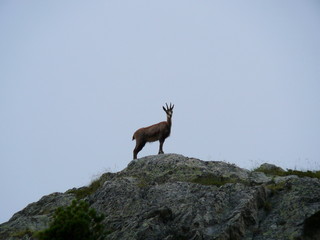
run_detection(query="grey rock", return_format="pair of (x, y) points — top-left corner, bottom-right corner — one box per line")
(123, 154), (250, 184)
(273, 174), (299, 184)
(249, 171), (272, 184)
(254, 177), (320, 240)
(0, 192), (75, 240)
(258, 163), (285, 173)
(1, 154), (320, 240)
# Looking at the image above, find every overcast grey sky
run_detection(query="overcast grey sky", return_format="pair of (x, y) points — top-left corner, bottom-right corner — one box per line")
(1, 0), (319, 223)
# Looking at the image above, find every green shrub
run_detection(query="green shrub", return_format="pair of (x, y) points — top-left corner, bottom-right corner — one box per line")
(37, 200), (106, 240)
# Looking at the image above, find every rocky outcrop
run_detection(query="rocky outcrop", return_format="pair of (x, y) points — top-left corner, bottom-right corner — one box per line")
(0, 193), (75, 240)
(1, 154), (320, 240)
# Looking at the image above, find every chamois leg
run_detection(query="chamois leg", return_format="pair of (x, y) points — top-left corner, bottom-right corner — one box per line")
(158, 139), (165, 154)
(133, 141), (146, 159)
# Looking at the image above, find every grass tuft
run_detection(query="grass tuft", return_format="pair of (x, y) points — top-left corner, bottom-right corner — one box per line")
(67, 172), (115, 199)
(266, 181), (287, 196)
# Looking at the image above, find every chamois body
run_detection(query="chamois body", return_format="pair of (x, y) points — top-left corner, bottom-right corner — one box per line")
(132, 103), (174, 159)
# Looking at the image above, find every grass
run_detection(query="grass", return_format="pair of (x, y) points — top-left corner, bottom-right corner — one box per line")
(67, 172), (115, 199)
(253, 167), (320, 179)
(266, 181), (288, 196)
(285, 169), (320, 179)
(190, 174), (238, 186)
(67, 180), (101, 199)
(133, 173), (242, 188)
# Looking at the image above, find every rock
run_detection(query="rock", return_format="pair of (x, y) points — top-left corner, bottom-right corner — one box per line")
(1, 154), (320, 240)
(254, 177), (320, 240)
(257, 163), (285, 173)
(123, 154), (250, 184)
(249, 171), (272, 184)
(273, 174), (299, 184)
(0, 192), (75, 240)
(302, 209), (320, 240)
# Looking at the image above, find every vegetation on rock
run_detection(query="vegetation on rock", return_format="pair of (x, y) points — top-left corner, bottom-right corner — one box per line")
(254, 165), (320, 179)
(67, 172), (115, 199)
(36, 200), (106, 240)
(1, 154), (320, 240)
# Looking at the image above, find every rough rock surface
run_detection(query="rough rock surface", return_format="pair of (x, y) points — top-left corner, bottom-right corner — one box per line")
(0, 193), (75, 240)
(1, 154), (320, 240)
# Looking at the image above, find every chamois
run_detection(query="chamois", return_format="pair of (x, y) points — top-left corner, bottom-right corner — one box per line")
(132, 103), (174, 159)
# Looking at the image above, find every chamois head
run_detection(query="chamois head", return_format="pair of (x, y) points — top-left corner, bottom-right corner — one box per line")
(132, 103), (174, 159)
(163, 103), (174, 119)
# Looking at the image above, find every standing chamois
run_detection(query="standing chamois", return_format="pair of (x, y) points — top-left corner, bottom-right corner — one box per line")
(132, 103), (174, 159)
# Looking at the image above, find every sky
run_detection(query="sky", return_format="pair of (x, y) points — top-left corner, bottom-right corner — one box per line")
(1, 0), (319, 223)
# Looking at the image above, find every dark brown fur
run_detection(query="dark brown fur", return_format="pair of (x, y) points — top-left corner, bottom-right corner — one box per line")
(132, 103), (174, 159)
